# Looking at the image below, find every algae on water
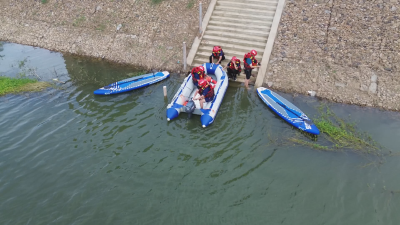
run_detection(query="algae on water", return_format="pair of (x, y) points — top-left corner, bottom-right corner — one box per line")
(289, 104), (383, 155)
(0, 77), (50, 96)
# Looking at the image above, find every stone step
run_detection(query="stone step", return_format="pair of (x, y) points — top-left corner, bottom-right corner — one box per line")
(203, 30), (268, 43)
(201, 35), (267, 49)
(230, 74), (256, 85)
(217, 0), (278, 9)
(212, 10), (274, 21)
(218, 0), (278, 4)
(207, 25), (269, 37)
(194, 49), (263, 61)
(214, 5), (277, 16)
(210, 15), (272, 26)
(197, 44), (264, 56)
(207, 20), (272, 31)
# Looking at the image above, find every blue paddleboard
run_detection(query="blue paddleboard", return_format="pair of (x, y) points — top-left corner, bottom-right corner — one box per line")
(94, 71), (170, 95)
(257, 87), (320, 135)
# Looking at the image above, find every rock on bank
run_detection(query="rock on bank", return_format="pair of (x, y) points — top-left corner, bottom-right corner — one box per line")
(0, 0), (210, 72)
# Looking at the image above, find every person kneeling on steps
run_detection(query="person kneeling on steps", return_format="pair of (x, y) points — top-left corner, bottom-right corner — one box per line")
(209, 46), (225, 65)
(224, 56), (241, 81)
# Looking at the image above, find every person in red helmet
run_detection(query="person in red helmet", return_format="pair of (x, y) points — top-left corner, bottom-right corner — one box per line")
(209, 46), (225, 65)
(243, 49), (261, 88)
(224, 56), (241, 81)
(193, 79), (215, 109)
(191, 65), (206, 88)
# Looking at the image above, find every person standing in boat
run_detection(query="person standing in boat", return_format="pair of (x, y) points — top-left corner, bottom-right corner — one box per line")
(193, 79), (215, 109)
(209, 46), (225, 65)
(191, 65), (206, 88)
(243, 50), (261, 88)
(224, 56), (241, 81)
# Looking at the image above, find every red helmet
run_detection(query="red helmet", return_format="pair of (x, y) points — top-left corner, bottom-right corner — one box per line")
(198, 79), (207, 87)
(231, 56), (238, 62)
(192, 66), (205, 74)
(213, 46), (221, 52)
(250, 50), (257, 56)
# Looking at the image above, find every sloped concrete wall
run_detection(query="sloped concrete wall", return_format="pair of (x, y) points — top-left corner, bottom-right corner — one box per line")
(266, 0), (400, 110)
(0, 0), (210, 72)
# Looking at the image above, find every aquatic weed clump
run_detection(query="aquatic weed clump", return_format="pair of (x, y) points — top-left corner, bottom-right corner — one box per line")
(314, 105), (380, 154)
(0, 76), (49, 96)
(289, 104), (382, 155)
(288, 138), (331, 151)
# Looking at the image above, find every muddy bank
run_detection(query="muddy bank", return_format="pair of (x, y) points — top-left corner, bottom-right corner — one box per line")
(266, 0), (400, 110)
(0, 0), (209, 72)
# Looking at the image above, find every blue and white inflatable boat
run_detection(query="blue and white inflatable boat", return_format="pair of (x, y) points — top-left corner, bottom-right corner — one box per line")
(94, 71), (170, 95)
(257, 87), (320, 135)
(166, 63), (228, 127)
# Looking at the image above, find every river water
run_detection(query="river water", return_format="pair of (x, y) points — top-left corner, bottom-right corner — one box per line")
(1, 42), (400, 225)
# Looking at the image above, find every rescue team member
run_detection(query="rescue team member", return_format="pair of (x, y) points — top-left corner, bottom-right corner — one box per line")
(191, 66), (206, 88)
(243, 49), (261, 88)
(224, 56), (241, 81)
(193, 79), (215, 109)
(209, 46), (225, 65)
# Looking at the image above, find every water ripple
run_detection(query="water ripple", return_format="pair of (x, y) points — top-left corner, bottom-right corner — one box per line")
(1, 44), (400, 224)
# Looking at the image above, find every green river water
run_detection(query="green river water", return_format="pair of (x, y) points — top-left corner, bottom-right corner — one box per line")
(0, 42), (400, 225)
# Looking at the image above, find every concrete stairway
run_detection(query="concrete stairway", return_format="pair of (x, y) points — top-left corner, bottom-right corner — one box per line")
(190, 0), (280, 84)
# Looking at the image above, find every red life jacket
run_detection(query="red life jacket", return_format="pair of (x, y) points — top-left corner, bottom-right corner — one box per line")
(199, 83), (214, 99)
(243, 53), (251, 63)
(228, 59), (242, 72)
(243, 53), (257, 69)
(212, 46), (223, 58)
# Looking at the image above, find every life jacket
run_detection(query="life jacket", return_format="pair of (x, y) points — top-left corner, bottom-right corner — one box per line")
(212, 46), (224, 58)
(199, 83), (214, 99)
(228, 59), (242, 72)
(243, 53), (257, 69)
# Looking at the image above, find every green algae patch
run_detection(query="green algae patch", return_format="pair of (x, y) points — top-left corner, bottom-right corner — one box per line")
(0, 77), (50, 96)
(314, 105), (380, 153)
(288, 138), (332, 151)
(289, 105), (383, 155)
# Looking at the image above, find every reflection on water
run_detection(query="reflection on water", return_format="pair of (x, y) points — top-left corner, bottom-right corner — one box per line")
(63, 54), (145, 87)
(0, 42), (68, 82)
(0, 42), (400, 225)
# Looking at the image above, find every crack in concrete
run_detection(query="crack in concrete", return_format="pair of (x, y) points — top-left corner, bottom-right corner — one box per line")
(325, 0), (335, 46)
(378, 2), (386, 71)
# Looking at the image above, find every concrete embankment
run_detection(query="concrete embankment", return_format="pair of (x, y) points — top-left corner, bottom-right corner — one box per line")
(265, 0), (400, 111)
(0, 0), (210, 72)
